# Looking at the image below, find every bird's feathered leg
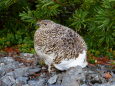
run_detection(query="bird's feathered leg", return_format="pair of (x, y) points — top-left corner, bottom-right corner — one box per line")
(48, 65), (51, 73)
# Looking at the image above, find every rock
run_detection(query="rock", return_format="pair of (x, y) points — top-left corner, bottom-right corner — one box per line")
(48, 85), (63, 86)
(42, 66), (47, 70)
(0, 63), (5, 66)
(37, 79), (46, 86)
(0, 56), (115, 86)
(20, 53), (33, 58)
(61, 66), (84, 86)
(0, 69), (6, 78)
(14, 67), (29, 78)
(6, 72), (14, 76)
(81, 84), (88, 86)
(1, 57), (14, 64)
(16, 77), (28, 84)
(94, 82), (115, 86)
(0, 75), (15, 86)
(48, 75), (58, 84)
(111, 82), (115, 86)
(12, 83), (22, 86)
(28, 80), (38, 86)
(39, 73), (47, 78)
(22, 84), (29, 86)
(0, 57), (19, 72)
(56, 73), (64, 84)
(28, 79), (46, 86)
(85, 71), (107, 84)
(19, 53), (39, 65)
(28, 67), (41, 74)
(1, 62), (20, 73)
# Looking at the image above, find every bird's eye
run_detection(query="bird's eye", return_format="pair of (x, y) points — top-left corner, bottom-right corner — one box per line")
(44, 23), (47, 26)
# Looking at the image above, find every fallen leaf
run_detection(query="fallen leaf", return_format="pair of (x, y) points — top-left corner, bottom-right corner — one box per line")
(13, 57), (34, 65)
(28, 72), (41, 79)
(104, 72), (112, 79)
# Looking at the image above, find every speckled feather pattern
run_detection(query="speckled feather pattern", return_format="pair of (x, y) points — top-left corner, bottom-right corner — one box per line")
(34, 20), (87, 71)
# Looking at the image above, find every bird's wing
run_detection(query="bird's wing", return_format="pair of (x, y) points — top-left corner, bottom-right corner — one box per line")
(53, 25), (87, 64)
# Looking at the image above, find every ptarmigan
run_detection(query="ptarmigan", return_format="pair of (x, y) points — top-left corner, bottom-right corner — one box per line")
(34, 20), (88, 72)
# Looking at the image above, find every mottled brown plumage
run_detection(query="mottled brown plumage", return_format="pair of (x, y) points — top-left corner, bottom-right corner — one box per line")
(34, 20), (87, 72)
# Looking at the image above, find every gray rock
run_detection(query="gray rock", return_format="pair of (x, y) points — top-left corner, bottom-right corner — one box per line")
(6, 72), (14, 76)
(48, 75), (58, 84)
(0, 69), (6, 78)
(48, 85), (63, 86)
(0, 63), (5, 67)
(28, 79), (46, 86)
(14, 67), (29, 78)
(22, 84), (29, 86)
(38, 79), (46, 86)
(42, 66), (47, 70)
(1, 62), (20, 73)
(20, 53), (33, 58)
(28, 67), (41, 74)
(16, 77), (28, 84)
(28, 80), (38, 86)
(94, 82), (115, 86)
(20, 53), (38, 65)
(56, 74), (64, 84)
(61, 66), (84, 86)
(81, 84), (88, 86)
(0, 81), (7, 86)
(0, 57), (14, 64)
(1, 75), (15, 86)
(12, 83), (22, 86)
(85, 71), (107, 84)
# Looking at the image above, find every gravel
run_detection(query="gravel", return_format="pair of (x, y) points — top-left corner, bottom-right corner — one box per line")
(0, 53), (114, 86)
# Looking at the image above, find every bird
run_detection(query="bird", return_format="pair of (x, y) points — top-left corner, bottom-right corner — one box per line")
(34, 20), (88, 72)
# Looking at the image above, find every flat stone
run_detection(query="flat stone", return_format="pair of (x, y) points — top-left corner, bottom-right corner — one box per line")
(38, 79), (47, 85)
(14, 67), (29, 78)
(48, 75), (58, 84)
(28, 79), (46, 86)
(0, 69), (6, 78)
(28, 80), (39, 86)
(3, 57), (14, 63)
(22, 84), (29, 86)
(1, 75), (15, 86)
(20, 53), (33, 58)
(42, 67), (47, 70)
(81, 84), (88, 86)
(12, 83), (22, 86)
(16, 77), (28, 84)
(61, 66), (83, 86)
(48, 85), (63, 86)
(0, 63), (5, 67)
(28, 67), (41, 74)
(56, 74), (63, 84)
(6, 72), (14, 76)
(3, 62), (19, 72)
(94, 82), (115, 86)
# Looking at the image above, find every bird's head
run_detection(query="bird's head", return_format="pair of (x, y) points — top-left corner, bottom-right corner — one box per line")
(36, 20), (54, 28)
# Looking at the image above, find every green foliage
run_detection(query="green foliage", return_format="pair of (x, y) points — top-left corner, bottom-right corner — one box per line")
(69, 9), (89, 31)
(20, 9), (37, 24)
(69, 0), (115, 52)
(19, 44), (35, 54)
(0, 0), (34, 52)
(0, 0), (17, 10)
(0, 0), (114, 57)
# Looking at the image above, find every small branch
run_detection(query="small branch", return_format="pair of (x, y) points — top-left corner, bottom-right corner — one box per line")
(52, 0), (66, 6)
